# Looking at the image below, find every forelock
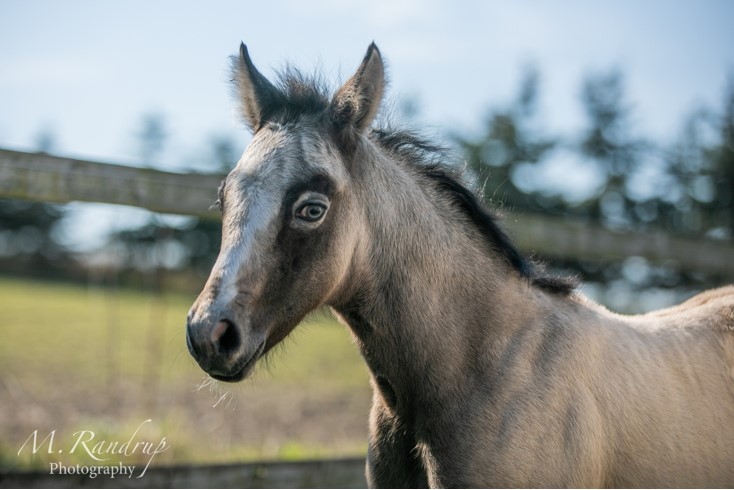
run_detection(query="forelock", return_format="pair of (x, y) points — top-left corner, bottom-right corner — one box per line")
(269, 67), (332, 124)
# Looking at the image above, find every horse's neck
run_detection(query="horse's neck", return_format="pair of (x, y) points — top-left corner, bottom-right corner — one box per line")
(332, 150), (551, 411)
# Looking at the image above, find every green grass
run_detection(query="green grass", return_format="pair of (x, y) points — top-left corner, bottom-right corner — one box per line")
(0, 277), (189, 386)
(0, 276), (367, 388)
(0, 276), (370, 470)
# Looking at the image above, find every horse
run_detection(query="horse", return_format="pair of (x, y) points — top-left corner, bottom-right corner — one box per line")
(186, 43), (734, 487)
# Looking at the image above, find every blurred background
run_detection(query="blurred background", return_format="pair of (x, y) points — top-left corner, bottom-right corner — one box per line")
(1, 0), (733, 482)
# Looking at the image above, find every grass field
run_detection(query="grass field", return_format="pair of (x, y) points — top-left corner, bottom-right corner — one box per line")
(0, 276), (371, 470)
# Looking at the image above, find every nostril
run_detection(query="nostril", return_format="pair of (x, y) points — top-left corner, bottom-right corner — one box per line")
(210, 319), (241, 355)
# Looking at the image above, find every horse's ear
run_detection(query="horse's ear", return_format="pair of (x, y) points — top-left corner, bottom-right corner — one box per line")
(330, 43), (385, 132)
(232, 43), (284, 131)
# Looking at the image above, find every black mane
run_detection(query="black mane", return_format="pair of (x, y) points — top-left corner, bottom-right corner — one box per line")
(258, 71), (576, 295)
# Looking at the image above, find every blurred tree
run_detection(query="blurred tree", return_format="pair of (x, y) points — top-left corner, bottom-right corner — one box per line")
(136, 113), (168, 166)
(0, 128), (70, 277)
(208, 135), (239, 172)
(110, 114), (171, 282)
(110, 125), (235, 282)
(34, 125), (57, 154)
(458, 67), (733, 305)
(576, 69), (649, 229)
(574, 71), (734, 242)
(0, 201), (66, 261)
(663, 77), (734, 238)
(708, 77), (734, 235)
(456, 66), (560, 213)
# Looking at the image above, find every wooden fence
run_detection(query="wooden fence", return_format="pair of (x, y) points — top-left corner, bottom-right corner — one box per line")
(1, 147), (733, 278)
(0, 458), (367, 489)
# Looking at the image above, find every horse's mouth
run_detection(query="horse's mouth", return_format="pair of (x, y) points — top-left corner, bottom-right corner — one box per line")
(210, 340), (266, 383)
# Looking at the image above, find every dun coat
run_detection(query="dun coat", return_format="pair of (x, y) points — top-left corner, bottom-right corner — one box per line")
(186, 43), (734, 488)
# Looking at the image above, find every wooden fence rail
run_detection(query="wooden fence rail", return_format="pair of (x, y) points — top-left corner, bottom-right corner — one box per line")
(0, 457), (367, 489)
(0, 148), (224, 218)
(1, 148), (733, 278)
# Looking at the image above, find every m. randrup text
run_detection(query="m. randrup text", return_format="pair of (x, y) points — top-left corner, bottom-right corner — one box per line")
(17, 419), (169, 478)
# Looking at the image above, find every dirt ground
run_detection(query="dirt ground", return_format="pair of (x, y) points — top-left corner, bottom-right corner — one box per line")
(1, 370), (372, 469)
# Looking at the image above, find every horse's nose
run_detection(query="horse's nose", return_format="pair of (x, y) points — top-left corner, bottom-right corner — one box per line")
(186, 315), (243, 375)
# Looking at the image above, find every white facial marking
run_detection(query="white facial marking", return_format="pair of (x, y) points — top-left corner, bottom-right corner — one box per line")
(206, 123), (347, 311)
(210, 129), (289, 309)
(214, 189), (278, 308)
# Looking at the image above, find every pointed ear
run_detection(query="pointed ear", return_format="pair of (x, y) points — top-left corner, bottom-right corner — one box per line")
(330, 43), (385, 132)
(231, 43), (284, 131)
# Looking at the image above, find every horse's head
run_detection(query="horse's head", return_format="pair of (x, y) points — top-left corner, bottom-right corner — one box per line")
(186, 43), (384, 382)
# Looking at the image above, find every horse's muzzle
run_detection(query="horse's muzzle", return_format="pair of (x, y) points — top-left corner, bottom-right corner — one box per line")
(186, 312), (264, 382)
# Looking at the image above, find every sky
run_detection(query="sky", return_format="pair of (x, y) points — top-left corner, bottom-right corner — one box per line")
(1, 0), (733, 249)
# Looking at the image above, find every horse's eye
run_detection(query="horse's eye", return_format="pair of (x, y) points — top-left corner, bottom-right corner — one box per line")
(295, 202), (327, 222)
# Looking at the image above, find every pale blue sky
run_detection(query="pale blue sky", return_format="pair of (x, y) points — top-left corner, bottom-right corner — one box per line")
(1, 0), (733, 248)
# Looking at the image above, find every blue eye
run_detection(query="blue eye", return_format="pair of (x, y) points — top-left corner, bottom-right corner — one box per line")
(295, 202), (327, 222)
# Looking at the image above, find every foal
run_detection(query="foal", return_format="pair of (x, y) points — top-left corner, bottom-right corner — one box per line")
(186, 43), (734, 487)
